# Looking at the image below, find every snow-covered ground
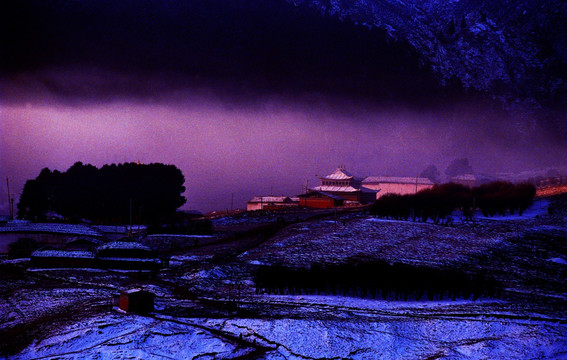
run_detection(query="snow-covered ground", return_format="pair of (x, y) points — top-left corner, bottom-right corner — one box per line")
(13, 314), (255, 360)
(11, 296), (567, 360)
(3, 197), (566, 359)
(239, 214), (506, 267)
(201, 315), (566, 360)
(237, 199), (558, 269)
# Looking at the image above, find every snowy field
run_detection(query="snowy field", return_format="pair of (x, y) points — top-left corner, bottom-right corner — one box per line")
(202, 315), (566, 359)
(2, 198), (566, 359)
(12, 302), (567, 360)
(13, 314), (256, 359)
(239, 199), (555, 268)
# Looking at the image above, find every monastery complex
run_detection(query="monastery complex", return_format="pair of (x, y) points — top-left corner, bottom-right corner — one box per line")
(247, 167), (435, 210)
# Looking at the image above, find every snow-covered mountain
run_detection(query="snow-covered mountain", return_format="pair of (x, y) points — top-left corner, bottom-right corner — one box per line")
(295, 0), (566, 100)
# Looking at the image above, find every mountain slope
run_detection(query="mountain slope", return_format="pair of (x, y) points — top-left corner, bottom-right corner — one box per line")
(295, 0), (567, 135)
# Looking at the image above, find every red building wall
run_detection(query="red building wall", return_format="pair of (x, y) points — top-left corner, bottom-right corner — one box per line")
(299, 197), (341, 209)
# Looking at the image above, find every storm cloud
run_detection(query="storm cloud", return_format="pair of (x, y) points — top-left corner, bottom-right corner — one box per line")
(1, 0), (566, 212)
(2, 0), (458, 104)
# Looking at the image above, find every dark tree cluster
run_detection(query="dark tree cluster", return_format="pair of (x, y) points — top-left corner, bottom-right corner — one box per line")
(474, 181), (537, 217)
(255, 260), (501, 301)
(17, 162), (186, 224)
(370, 181), (536, 223)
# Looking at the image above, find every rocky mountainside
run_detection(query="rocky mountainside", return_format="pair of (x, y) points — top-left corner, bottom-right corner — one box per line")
(293, 0), (567, 135)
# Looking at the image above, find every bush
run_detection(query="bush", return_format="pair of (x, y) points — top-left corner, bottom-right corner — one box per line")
(255, 260), (501, 300)
(370, 181), (536, 221)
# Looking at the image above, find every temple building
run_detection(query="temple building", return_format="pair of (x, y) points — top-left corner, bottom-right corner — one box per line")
(362, 176), (434, 199)
(304, 167), (378, 207)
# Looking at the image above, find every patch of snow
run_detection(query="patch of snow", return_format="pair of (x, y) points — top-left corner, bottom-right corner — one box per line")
(184, 267), (227, 281)
(147, 234), (213, 238)
(98, 241), (151, 251)
(31, 250), (95, 258)
(27, 268), (106, 272)
(255, 294), (501, 313)
(470, 23), (488, 34)
(474, 199), (549, 221)
(170, 254), (213, 262)
(2, 258), (30, 264)
(247, 260), (269, 265)
(547, 258), (567, 265)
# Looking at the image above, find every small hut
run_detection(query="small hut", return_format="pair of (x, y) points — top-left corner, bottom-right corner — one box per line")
(119, 289), (155, 313)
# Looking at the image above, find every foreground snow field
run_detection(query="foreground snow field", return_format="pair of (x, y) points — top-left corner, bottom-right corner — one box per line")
(13, 314), (255, 359)
(2, 198), (566, 359)
(203, 316), (565, 359)
(13, 300), (567, 360)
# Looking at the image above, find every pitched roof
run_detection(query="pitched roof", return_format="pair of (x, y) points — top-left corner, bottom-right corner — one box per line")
(320, 167), (355, 180)
(363, 176), (434, 185)
(311, 185), (360, 193)
(310, 185), (378, 193)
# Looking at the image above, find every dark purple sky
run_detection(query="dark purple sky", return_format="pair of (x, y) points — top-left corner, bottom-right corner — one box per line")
(1, 0), (565, 214)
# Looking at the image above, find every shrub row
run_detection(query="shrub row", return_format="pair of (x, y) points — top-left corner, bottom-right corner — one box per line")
(255, 261), (501, 301)
(370, 181), (536, 223)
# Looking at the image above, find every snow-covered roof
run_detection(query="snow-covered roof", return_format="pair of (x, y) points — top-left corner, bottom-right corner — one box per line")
(311, 185), (360, 193)
(97, 241), (151, 251)
(31, 249), (96, 258)
(363, 176), (434, 185)
(320, 167), (354, 180)
(248, 196), (293, 204)
(122, 288), (155, 295)
(0, 221), (103, 237)
(145, 234), (214, 239)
